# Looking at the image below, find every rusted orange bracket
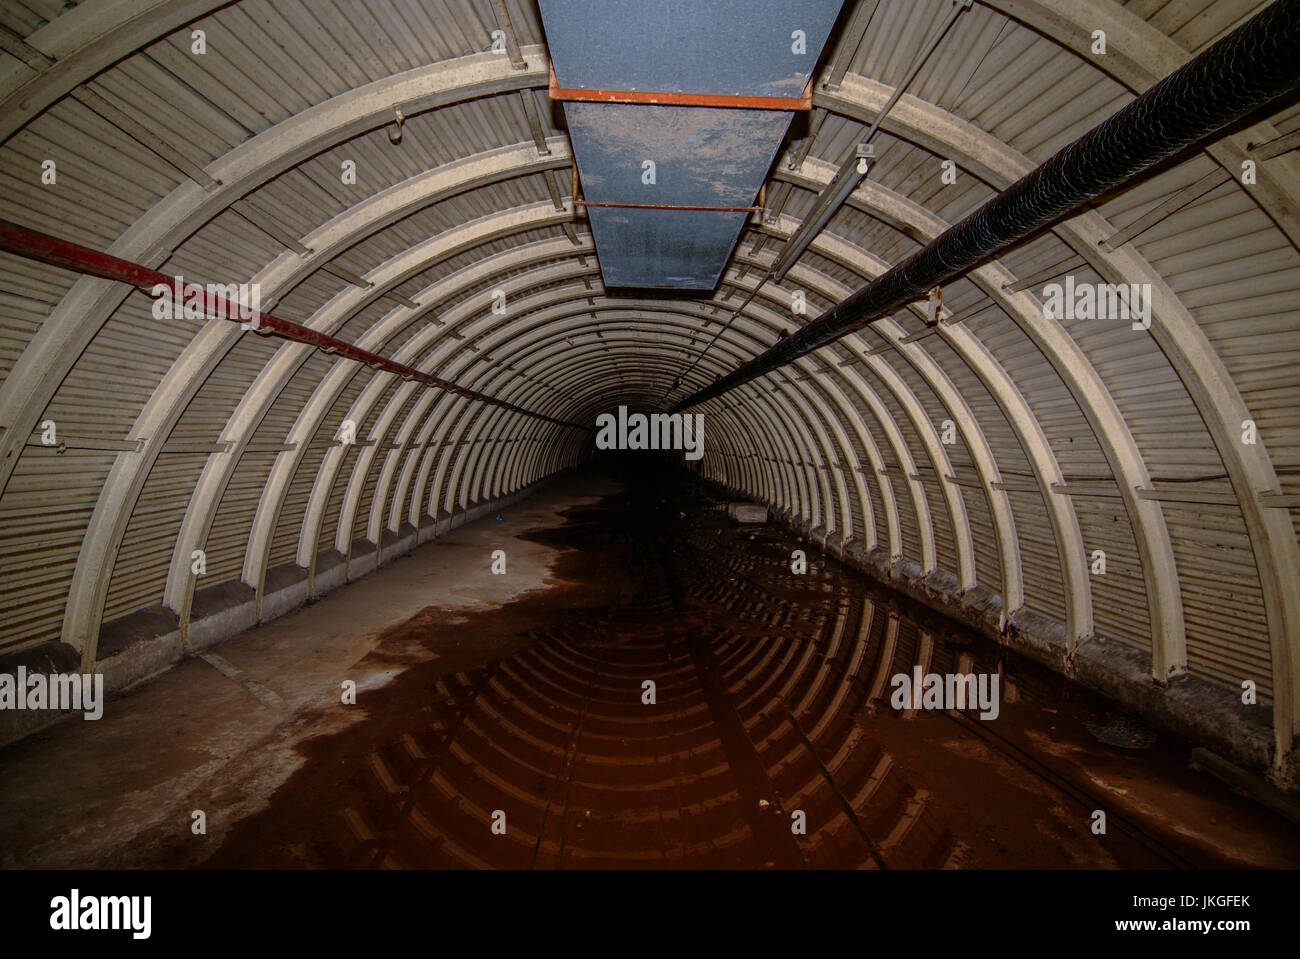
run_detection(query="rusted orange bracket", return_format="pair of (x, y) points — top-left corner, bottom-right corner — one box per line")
(549, 65), (813, 111)
(576, 200), (761, 213)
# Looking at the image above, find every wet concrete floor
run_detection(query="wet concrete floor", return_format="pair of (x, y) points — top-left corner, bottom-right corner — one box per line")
(161, 459), (1300, 869)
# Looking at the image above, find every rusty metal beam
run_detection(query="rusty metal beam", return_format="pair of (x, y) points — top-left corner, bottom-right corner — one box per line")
(0, 218), (583, 431)
(576, 200), (762, 213)
(548, 65), (813, 111)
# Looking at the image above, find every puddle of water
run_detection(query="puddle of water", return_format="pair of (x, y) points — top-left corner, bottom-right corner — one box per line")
(193, 459), (1300, 869)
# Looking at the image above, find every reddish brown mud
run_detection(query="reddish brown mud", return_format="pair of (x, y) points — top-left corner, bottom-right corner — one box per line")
(180, 459), (1300, 869)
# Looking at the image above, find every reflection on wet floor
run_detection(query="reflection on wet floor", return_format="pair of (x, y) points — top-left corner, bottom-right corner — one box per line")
(199, 461), (1300, 869)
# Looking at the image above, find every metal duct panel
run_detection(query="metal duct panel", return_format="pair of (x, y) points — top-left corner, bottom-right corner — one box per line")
(567, 103), (792, 288)
(565, 104), (791, 205)
(541, 0), (846, 290)
(587, 207), (750, 289)
(541, 0), (842, 97)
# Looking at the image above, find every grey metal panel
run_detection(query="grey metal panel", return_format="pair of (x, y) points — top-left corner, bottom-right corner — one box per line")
(543, 0), (846, 290)
(588, 206), (748, 289)
(539, 0), (844, 96)
(568, 102), (790, 288)
(566, 103), (791, 205)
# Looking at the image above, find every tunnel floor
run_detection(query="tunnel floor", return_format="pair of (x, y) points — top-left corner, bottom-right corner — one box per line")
(187, 461), (1300, 869)
(4, 461), (1299, 869)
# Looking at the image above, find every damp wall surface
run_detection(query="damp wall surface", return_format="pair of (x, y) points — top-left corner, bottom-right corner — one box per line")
(698, 471), (1290, 795)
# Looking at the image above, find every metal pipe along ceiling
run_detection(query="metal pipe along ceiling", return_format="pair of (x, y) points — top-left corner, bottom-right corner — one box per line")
(672, 0), (1300, 411)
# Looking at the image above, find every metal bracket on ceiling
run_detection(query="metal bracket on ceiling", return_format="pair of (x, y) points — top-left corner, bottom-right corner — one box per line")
(548, 65), (813, 112)
(925, 286), (943, 326)
(576, 199), (763, 213)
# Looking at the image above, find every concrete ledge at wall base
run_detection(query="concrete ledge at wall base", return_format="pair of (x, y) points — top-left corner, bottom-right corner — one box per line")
(186, 580), (257, 653)
(380, 527), (402, 553)
(921, 567), (960, 598)
(0, 477), (562, 752)
(954, 584), (1004, 635)
(312, 549), (347, 598)
(841, 537), (866, 565)
(0, 640), (85, 747)
(1071, 636), (1277, 784)
(261, 563), (309, 623)
(1005, 607), (1071, 672)
(702, 476), (1293, 795)
(97, 605), (183, 695)
(889, 555), (925, 583)
(829, 534), (849, 562)
(379, 524), (418, 568)
(347, 538), (378, 581)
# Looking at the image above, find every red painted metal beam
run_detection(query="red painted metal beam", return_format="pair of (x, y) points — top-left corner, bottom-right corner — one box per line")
(0, 218), (584, 430)
(576, 200), (761, 213)
(549, 65), (812, 111)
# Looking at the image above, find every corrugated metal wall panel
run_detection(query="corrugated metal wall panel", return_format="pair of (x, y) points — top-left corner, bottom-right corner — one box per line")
(312, 376), (370, 554)
(318, 445), (359, 560)
(1163, 503), (1272, 697)
(269, 441), (329, 571)
(102, 452), (212, 625)
(1074, 496), (1150, 647)
(204, 451), (279, 585)
(1003, 488), (1067, 626)
(0, 450), (115, 651)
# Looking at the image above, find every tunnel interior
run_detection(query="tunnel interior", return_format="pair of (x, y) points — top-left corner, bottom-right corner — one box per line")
(1, 0), (1300, 876)
(142, 458), (1299, 870)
